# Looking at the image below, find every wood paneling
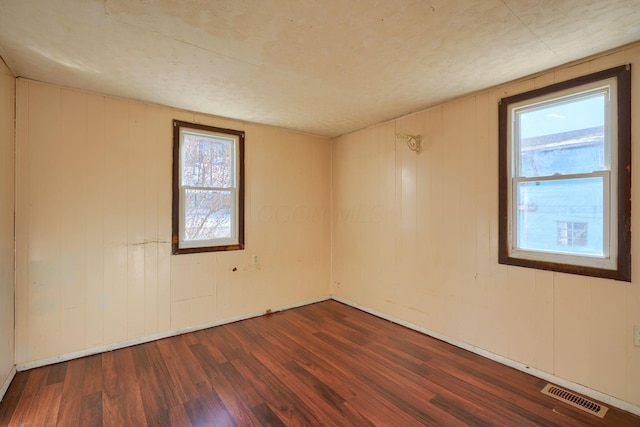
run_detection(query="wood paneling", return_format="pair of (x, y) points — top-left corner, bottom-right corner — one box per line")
(0, 58), (15, 399)
(332, 44), (640, 408)
(1, 301), (638, 426)
(14, 79), (331, 368)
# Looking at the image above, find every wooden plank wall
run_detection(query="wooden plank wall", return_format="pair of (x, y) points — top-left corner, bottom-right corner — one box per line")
(332, 44), (640, 409)
(0, 57), (15, 397)
(15, 79), (332, 367)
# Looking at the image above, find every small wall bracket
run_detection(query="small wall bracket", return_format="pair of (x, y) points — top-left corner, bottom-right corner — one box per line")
(396, 133), (422, 153)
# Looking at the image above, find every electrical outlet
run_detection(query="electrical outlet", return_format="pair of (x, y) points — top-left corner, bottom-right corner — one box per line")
(252, 254), (259, 265)
(634, 325), (640, 347)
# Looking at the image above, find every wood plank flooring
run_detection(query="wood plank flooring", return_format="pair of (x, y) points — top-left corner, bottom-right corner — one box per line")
(1, 300), (639, 426)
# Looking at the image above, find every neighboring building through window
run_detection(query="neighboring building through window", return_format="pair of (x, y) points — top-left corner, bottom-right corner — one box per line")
(516, 126), (603, 255)
(172, 120), (245, 254)
(498, 65), (631, 281)
(557, 221), (588, 247)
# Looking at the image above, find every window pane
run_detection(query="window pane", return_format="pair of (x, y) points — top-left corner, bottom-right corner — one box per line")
(517, 93), (605, 177)
(183, 189), (233, 241)
(516, 177), (603, 256)
(182, 133), (234, 188)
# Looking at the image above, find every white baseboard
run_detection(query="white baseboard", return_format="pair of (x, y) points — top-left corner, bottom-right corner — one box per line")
(331, 295), (640, 418)
(0, 366), (16, 402)
(16, 296), (330, 372)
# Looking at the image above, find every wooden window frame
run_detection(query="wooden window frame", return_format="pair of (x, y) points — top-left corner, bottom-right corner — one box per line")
(498, 65), (631, 281)
(172, 120), (245, 254)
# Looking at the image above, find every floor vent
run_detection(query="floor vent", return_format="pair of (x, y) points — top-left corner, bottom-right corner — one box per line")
(541, 384), (608, 419)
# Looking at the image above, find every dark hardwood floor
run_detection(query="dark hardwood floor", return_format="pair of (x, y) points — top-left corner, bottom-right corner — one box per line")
(1, 300), (638, 426)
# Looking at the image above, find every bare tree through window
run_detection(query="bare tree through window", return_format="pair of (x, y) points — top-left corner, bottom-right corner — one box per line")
(182, 134), (234, 241)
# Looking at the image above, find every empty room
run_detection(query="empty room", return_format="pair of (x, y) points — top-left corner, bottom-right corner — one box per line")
(1, 0), (640, 425)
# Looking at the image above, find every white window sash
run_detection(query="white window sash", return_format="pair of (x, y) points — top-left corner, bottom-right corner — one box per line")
(178, 129), (240, 249)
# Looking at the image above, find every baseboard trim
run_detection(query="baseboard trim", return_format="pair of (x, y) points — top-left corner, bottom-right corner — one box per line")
(0, 366), (16, 402)
(16, 296), (330, 372)
(331, 296), (640, 418)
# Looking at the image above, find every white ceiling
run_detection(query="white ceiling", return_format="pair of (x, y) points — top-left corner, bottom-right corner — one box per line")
(0, 0), (639, 137)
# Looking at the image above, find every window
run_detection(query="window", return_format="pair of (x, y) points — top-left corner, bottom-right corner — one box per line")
(498, 65), (631, 281)
(172, 120), (244, 254)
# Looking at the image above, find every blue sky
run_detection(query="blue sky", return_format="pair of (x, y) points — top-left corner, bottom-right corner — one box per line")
(519, 93), (605, 139)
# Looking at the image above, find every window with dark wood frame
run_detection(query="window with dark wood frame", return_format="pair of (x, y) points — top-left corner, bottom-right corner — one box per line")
(172, 120), (245, 254)
(498, 65), (631, 281)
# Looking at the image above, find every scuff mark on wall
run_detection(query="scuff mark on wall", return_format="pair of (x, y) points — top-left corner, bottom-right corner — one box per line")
(127, 239), (171, 246)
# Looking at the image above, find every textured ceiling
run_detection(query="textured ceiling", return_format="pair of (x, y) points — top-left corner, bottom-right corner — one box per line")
(0, 0), (639, 137)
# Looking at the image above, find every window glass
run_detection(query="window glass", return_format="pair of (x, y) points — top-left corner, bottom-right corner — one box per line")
(184, 189), (234, 241)
(182, 134), (234, 188)
(515, 177), (603, 256)
(517, 93), (606, 177)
